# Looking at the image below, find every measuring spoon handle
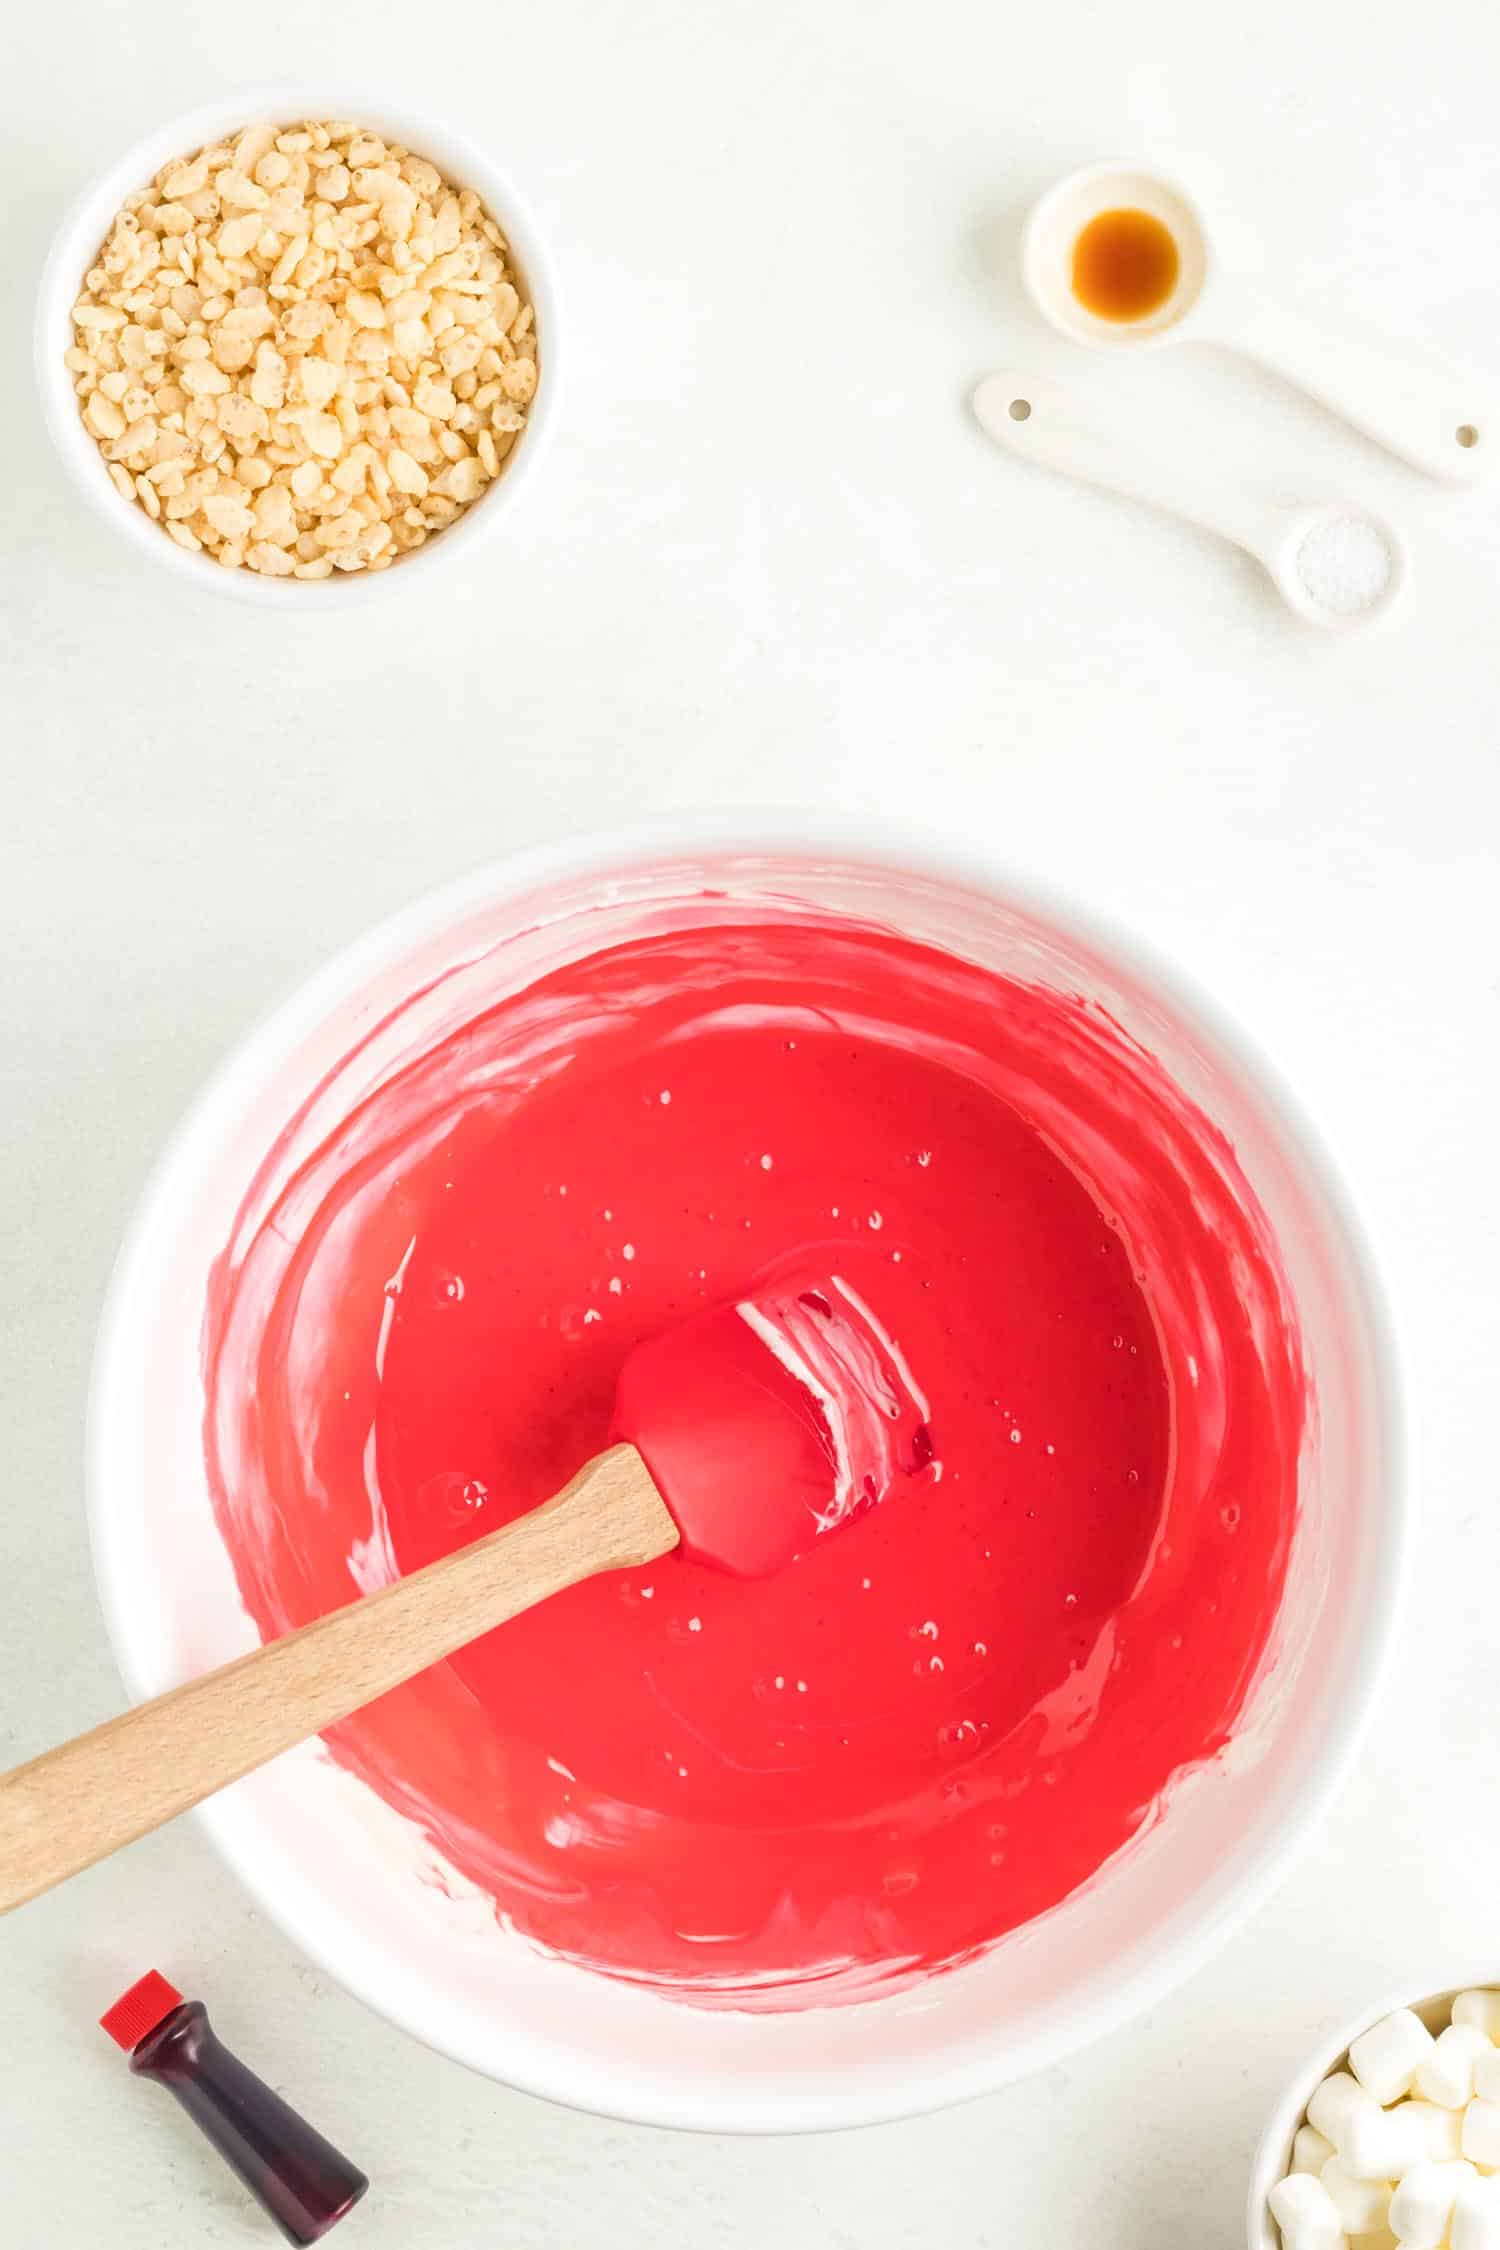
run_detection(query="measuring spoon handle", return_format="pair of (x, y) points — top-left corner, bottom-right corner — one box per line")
(1205, 284), (1489, 484)
(971, 369), (1291, 570)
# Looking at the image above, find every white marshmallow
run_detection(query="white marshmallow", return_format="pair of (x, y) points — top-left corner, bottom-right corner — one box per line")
(1294, 2125), (1337, 2175)
(1475, 2048), (1500, 2105)
(1464, 2100), (1500, 2169)
(1455, 1995), (1500, 2043)
(1310, 2071), (1373, 2147)
(1390, 2159), (1477, 2248)
(1407, 2100), (1465, 2161)
(1351, 2011), (1439, 2105)
(1420, 2025), (1493, 2110)
(1321, 2159), (1391, 2234)
(1453, 2172), (1500, 2250)
(1268, 2171), (1347, 2250)
(1342, 2100), (1434, 2181)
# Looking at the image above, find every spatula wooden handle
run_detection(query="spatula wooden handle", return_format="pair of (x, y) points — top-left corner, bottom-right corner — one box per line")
(0, 1444), (677, 1916)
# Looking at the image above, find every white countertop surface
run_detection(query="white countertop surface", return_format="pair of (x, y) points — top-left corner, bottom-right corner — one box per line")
(4, 1), (1499, 2241)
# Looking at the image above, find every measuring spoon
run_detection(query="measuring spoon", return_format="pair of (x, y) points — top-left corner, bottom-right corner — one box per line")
(971, 368), (1407, 628)
(1021, 161), (1489, 484)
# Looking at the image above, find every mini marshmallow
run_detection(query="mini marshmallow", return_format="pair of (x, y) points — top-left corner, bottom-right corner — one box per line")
(1321, 2158), (1391, 2234)
(1407, 2101), (1465, 2161)
(1452, 2172), (1500, 2250)
(1268, 2171), (1346, 2250)
(1420, 2025), (1493, 2110)
(1342, 2099), (1433, 2181)
(1294, 2125), (1337, 2175)
(1464, 2100), (1500, 2169)
(1455, 1995), (1500, 2043)
(1310, 2070), (1376, 2146)
(1351, 2010), (1439, 2105)
(1390, 2160), (1477, 2249)
(1475, 2048), (1500, 2105)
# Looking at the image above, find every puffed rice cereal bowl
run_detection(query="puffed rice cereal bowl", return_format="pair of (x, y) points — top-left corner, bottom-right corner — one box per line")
(37, 90), (560, 603)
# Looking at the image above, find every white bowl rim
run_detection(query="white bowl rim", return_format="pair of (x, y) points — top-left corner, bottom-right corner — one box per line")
(1245, 1970), (1494, 2248)
(34, 80), (561, 608)
(86, 809), (1412, 2132)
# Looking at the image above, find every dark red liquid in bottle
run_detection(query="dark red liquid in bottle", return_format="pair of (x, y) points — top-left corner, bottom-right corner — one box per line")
(102, 1973), (368, 2245)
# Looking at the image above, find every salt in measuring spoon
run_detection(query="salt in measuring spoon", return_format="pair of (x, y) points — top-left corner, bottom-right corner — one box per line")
(971, 368), (1407, 628)
(1021, 161), (1490, 484)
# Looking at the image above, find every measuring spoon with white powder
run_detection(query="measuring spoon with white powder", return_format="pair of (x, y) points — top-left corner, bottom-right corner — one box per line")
(972, 369), (1407, 628)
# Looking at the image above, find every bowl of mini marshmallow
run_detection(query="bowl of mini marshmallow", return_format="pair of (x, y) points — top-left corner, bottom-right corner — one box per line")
(1251, 1979), (1500, 2250)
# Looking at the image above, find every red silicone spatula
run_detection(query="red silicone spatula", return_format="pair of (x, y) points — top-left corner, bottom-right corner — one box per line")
(0, 1270), (931, 1914)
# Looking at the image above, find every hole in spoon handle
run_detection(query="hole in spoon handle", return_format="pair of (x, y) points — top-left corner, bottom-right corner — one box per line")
(971, 371), (1294, 564)
(1207, 285), (1490, 484)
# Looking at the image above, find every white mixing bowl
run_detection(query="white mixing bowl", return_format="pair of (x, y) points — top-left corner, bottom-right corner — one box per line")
(87, 818), (1407, 2132)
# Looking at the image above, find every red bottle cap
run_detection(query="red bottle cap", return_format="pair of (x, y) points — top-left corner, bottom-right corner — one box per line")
(100, 1970), (184, 2052)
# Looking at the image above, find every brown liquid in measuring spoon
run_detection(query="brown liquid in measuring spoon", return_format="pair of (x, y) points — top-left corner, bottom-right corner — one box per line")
(1072, 208), (1180, 322)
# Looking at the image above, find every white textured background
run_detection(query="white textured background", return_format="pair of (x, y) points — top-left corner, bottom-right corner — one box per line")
(3, 0), (1499, 2241)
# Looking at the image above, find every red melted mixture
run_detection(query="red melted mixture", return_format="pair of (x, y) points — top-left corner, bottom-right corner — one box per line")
(204, 906), (1305, 2007)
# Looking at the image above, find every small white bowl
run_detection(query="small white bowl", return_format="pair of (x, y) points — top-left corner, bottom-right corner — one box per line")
(1247, 1973), (1491, 2247)
(35, 84), (561, 607)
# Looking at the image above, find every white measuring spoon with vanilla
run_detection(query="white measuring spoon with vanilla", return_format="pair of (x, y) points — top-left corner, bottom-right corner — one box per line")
(972, 368), (1406, 629)
(1020, 160), (1490, 485)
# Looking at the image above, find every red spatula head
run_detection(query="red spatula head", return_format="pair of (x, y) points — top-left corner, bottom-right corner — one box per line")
(612, 1269), (935, 1578)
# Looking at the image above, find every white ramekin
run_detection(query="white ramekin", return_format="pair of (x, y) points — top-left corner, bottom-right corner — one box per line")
(1247, 1974), (1491, 2248)
(87, 815), (1408, 2132)
(35, 85), (561, 607)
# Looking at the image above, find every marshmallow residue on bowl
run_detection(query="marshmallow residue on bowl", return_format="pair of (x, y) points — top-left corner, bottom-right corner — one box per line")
(1271, 1989), (1500, 2250)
